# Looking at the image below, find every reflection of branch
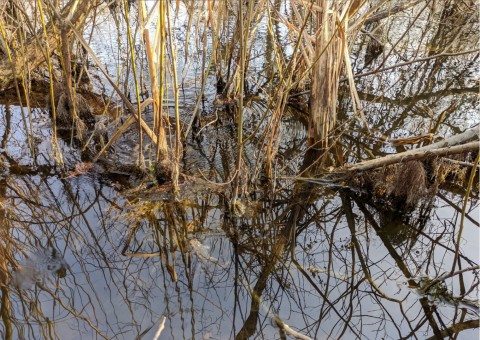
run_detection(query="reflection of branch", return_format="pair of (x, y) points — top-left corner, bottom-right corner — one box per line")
(398, 218), (477, 268)
(452, 153), (480, 273)
(419, 297), (444, 339)
(288, 203), (360, 337)
(356, 86), (479, 105)
(291, 258), (361, 334)
(0, 286), (12, 339)
(438, 193), (479, 227)
(356, 0), (425, 27)
(34, 282), (108, 339)
(425, 319), (480, 340)
(421, 266), (480, 293)
(235, 253), (279, 340)
(353, 197), (414, 271)
(349, 49), (479, 80)
(342, 194), (405, 301)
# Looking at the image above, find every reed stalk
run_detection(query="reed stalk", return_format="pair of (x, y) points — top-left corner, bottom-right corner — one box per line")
(309, 0), (343, 148)
(263, 0), (314, 176)
(153, 0), (172, 182)
(184, 1), (225, 139)
(157, 1), (168, 153)
(70, 25), (158, 143)
(165, 3), (181, 191)
(37, 0), (64, 167)
(124, 0), (145, 168)
(60, 26), (77, 122)
(232, 0), (249, 206)
(12, 5), (35, 142)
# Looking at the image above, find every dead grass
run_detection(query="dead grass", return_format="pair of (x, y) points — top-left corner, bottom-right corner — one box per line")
(354, 157), (472, 210)
(74, 116), (87, 142)
(390, 161), (427, 207)
(50, 81), (94, 145)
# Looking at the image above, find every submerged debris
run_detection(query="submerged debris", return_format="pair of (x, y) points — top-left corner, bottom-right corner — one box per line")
(10, 247), (69, 289)
(272, 316), (312, 340)
(189, 238), (228, 268)
(407, 271), (480, 316)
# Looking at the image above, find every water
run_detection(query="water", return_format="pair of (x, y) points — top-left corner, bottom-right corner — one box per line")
(0, 172), (478, 339)
(0, 1), (479, 339)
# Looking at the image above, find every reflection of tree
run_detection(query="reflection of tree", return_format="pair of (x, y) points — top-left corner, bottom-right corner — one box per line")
(0, 177), (13, 339)
(229, 178), (478, 339)
(1, 163), (478, 339)
(342, 0), (479, 160)
(344, 190), (479, 339)
(1, 175), (147, 338)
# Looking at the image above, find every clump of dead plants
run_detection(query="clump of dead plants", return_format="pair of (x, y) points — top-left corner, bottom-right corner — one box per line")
(353, 157), (469, 211)
(55, 90), (93, 125)
(0, 154), (8, 175)
(48, 82), (96, 144)
(154, 155), (173, 185)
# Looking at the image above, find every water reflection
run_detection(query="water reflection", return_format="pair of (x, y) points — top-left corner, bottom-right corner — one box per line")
(0, 170), (478, 338)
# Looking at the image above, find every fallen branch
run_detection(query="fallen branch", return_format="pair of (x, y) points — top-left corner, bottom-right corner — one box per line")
(336, 128), (479, 173)
(338, 141), (478, 173)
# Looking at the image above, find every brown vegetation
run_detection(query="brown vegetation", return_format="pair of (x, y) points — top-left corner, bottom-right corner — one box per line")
(0, 0), (477, 202)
